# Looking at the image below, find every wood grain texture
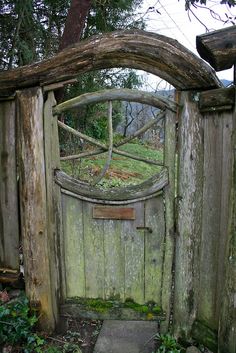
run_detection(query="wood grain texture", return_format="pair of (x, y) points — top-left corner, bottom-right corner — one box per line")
(218, 97), (236, 353)
(124, 202), (145, 304)
(93, 206), (136, 220)
(55, 169), (168, 203)
(198, 112), (223, 330)
(199, 87), (235, 112)
(103, 218), (125, 301)
(54, 88), (177, 114)
(161, 109), (176, 332)
(62, 195), (85, 298)
(196, 26), (236, 71)
(174, 91), (204, 337)
(17, 87), (55, 330)
(83, 202), (105, 298)
(0, 100), (19, 269)
(44, 91), (62, 324)
(0, 30), (220, 97)
(144, 196), (165, 303)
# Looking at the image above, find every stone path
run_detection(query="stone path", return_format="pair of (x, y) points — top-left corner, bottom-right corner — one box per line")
(93, 320), (158, 353)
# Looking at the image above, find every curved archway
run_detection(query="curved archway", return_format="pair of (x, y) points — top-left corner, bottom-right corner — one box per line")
(0, 30), (221, 96)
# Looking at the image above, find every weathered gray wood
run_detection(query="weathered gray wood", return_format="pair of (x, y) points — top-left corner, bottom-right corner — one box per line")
(62, 194), (85, 298)
(17, 87), (55, 330)
(53, 89), (177, 114)
(0, 30), (220, 97)
(161, 109), (176, 332)
(61, 188), (162, 205)
(83, 202), (105, 298)
(55, 169), (168, 202)
(144, 196), (165, 304)
(174, 91), (203, 337)
(199, 87), (235, 112)
(44, 91), (64, 317)
(196, 26), (236, 71)
(218, 96), (236, 353)
(124, 202), (145, 304)
(58, 120), (163, 166)
(0, 100), (19, 270)
(198, 112), (223, 330)
(103, 219), (125, 301)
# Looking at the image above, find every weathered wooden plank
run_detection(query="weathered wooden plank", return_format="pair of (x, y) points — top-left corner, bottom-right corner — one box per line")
(83, 202), (105, 298)
(0, 30), (220, 97)
(174, 91), (204, 337)
(218, 95), (236, 353)
(62, 194), (85, 298)
(0, 100), (19, 270)
(196, 26), (236, 71)
(124, 202), (145, 304)
(161, 108), (176, 332)
(198, 112), (223, 330)
(54, 88), (177, 114)
(216, 112), (234, 322)
(199, 87), (235, 112)
(93, 206), (135, 220)
(55, 169), (168, 202)
(144, 196), (165, 304)
(17, 87), (55, 330)
(103, 219), (125, 301)
(44, 91), (63, 324)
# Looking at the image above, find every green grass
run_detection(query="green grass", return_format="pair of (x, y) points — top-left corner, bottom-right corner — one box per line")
(61, 141), (164, 188)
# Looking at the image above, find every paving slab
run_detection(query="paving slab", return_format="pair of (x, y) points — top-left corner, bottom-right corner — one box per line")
(93, 320), (158, 353)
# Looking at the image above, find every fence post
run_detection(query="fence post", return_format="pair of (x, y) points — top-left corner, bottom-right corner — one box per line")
(173, 91), (203, 337)
(17, 87), (56, 331)
(0, 99), (19, 270)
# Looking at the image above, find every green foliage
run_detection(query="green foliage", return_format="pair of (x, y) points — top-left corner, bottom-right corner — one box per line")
(155, 334), (184, 353)
(0, 294), (44, 352)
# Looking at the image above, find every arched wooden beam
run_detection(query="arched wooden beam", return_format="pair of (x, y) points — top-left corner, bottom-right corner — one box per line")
(0, 30), (221, 96)
(55, 169), (168, 204)
(53, 88), (177, 114)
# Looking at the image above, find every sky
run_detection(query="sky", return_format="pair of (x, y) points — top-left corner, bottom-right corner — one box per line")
(136, 0), (235, 87)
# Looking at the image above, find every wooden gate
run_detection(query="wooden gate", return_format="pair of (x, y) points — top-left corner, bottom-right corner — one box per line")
(53, 89), (177, 322)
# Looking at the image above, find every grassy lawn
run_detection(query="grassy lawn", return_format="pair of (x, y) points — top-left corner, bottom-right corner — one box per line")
(61, 141), (164, 188)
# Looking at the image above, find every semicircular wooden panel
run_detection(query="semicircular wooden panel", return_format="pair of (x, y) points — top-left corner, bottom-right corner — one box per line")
(0, 30), (221, 96)
(55, 169), (168, 204)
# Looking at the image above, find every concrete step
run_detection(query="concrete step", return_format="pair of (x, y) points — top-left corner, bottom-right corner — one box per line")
(93, 320), (158, 353)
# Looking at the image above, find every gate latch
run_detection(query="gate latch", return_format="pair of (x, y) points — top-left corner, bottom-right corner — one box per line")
(136, 226), (152, 233)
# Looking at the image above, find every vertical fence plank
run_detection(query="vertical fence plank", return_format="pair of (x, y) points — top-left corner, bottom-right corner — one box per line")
(198, 113), (223, 330)
(17, 87), (55, 330)
(83, 202), (105, 298)
(218, 103), (236, 353)
(0, 100), (19, 269)
(174, 91), (203, 337)
(124, 202), (145, 304)
(44, 91), (64, 323)
(104, 218), (125, 301)
(62, 195), (85, 298)
(161, 109), (176, 332)
(145, 196), (165, 304)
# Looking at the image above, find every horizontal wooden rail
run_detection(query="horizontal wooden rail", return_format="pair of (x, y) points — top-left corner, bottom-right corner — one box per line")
(55, 169), (168, 204)
(53, 88), (177, 114)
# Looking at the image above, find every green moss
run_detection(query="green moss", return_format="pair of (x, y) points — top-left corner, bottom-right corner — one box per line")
(67, 297), (163, 316)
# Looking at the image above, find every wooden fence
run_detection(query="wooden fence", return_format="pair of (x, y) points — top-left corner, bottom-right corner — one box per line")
(0, 29), (235, 353)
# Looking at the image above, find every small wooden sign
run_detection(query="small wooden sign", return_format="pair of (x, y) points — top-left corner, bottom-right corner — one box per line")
(93, 206), (136, 220)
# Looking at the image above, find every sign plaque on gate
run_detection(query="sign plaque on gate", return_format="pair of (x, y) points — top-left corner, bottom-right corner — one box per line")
(93, 206), (136, 220)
